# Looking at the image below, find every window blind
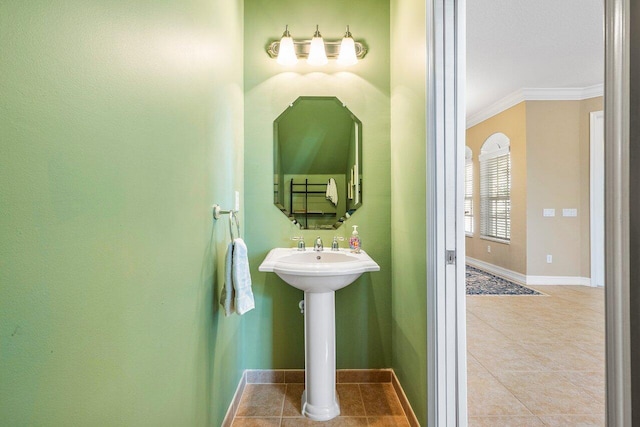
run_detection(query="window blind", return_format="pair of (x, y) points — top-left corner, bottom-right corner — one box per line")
(465, 160), (474, 234)
(480, 153), (511, 241)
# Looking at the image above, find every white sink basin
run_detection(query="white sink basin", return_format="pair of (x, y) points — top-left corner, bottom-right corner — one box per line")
(259, 248), (380, 293)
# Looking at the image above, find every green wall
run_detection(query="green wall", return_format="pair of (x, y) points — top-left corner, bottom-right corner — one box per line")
(243, 0), (392, 369)
(390, 0), (428, 424)
(0, 1), (245, 425)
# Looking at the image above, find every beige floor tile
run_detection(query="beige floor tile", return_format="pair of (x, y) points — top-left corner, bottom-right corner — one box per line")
(494, 371), (601, 415)
(467, 369), (533, 416)
(236, 384), (286, 417)
(367, 416), (411, 426)
(573, 341), (606, 362)
(520, 342), (602, 371)
(281, 417), (368, 426)
(537, 414), (605, 426)
(468, 415), (544, 426)
(282, 383), (304, 416)
(467, 283), (605, 420)
(469, 341), (548, 372)
(337, 383), (366, 416)
(560, 371), (606, 401)
(360, 383), (405, 416)
(232, 418), (281, 427)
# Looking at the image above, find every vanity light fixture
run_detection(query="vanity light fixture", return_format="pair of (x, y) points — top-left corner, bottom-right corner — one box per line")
(307, 25), (328, 66)
(276, 25), (298, 65)
(267, 25), (367, 66)
(336, 26), (357, 66)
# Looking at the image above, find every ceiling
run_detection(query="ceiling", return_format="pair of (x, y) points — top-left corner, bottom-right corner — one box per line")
(466, 0), (604, 121)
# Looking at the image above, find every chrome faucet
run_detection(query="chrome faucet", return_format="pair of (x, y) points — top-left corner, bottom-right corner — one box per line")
(313, 236), (323, 251)
(291, 236), (305, 251)
(331, 236), (340, 251)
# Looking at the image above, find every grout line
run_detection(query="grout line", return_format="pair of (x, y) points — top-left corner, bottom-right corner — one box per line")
(357, 383), (367, 418)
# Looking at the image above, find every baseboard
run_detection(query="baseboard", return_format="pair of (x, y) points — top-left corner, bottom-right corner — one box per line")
(225, 369), (419, 426)
(221, 371), (247, 427)
(466, 257), (592, 286)
(391, 370), (421, 427)
(526, 275), (592, 286)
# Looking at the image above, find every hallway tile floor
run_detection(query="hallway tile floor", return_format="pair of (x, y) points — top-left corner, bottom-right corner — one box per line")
(467, 285), (605, 426)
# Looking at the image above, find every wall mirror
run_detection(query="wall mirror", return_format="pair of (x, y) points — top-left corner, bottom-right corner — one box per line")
(273, 96), (362, 230)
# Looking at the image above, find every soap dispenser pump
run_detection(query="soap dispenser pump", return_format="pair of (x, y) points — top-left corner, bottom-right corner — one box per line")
(349, 225), (361, 253)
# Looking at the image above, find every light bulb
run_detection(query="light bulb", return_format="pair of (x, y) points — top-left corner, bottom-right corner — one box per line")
(307, 25), (328, 66)
(337, 26), (358, 66)
(277, 25), (298, 65)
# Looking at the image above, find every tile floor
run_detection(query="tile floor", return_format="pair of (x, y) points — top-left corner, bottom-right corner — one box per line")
(231, 379), (411, 426)
(467, 285), (605, 426)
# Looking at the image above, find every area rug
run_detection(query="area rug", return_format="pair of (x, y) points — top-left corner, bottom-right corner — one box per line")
(466, 265), (542, 295)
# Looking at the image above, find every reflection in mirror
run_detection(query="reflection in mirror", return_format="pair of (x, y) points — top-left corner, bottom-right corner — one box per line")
(273, 96), (362, 230)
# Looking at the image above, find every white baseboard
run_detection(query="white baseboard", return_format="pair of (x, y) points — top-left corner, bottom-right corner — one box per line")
(466, 257), (591, 286)
(526, 275), (592, 286)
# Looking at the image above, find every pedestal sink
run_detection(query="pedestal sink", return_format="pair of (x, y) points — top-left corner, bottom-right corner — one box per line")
(259, 248), (380, 421)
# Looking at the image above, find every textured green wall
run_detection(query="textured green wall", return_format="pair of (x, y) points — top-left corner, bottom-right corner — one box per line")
(0, 1), (245, 425)
(243, 0), (392, 369)
(390, 0), (428, 424)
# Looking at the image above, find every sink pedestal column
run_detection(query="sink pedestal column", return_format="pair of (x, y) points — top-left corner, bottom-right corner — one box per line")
(301, 291), (340, 421)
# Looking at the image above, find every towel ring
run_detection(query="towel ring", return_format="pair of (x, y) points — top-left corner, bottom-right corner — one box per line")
(212, 204), (241, 240)
(229, 210), (240, 240)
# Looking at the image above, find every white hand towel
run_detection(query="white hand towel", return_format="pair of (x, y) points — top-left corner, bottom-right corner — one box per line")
(220, 241), (235, 316)
(232, 238), (255, 315)
(325, 178), (338, 206)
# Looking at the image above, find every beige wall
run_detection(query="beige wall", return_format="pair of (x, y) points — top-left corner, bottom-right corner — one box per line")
(466, 97), (604, 279)
(465, 103), (528, 274)
(526, 97), (603, 277)
(526, 100), (582, 276)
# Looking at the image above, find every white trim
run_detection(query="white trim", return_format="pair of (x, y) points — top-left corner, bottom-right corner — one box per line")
(478, 146), (509, 162)
(527, 276), (592, 286)
(466, 257), (592, 286)
(590, 110), (606, 287)
(466, 84), (605, 128)
(426, 0), (467, 425)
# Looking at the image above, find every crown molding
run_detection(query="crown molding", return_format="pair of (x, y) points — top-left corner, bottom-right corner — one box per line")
(466, 83), (604, 128)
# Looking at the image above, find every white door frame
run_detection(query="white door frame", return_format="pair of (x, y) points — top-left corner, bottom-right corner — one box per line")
(426, 0), (467, 425)
(429, 0), (632, 425)
(590, 110), (605, 287)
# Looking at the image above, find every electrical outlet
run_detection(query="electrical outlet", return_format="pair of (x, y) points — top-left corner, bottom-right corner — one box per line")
(487, 245), (491, 253)
(235, 191), (240, 211)
(547, 254), (553, 263)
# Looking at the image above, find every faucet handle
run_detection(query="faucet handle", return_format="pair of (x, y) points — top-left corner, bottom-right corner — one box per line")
(291, 236), (305, 251)
(331, 236), (344, 251)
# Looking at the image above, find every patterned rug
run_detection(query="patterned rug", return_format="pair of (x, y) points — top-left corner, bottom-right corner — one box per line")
(466, 265), (542, 295)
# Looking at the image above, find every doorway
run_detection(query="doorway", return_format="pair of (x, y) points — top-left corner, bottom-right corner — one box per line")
(427, 0), (633, 425)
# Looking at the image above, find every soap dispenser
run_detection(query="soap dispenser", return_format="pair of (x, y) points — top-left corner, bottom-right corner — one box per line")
(349, 225), (361, 253)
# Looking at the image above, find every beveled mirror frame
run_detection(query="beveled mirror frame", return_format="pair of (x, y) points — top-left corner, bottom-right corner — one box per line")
(273, 96), (362, 230)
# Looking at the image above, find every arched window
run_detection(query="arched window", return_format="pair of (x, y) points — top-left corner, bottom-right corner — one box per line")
(465, 146), (474, 235)
(479, 133), (511, 242)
